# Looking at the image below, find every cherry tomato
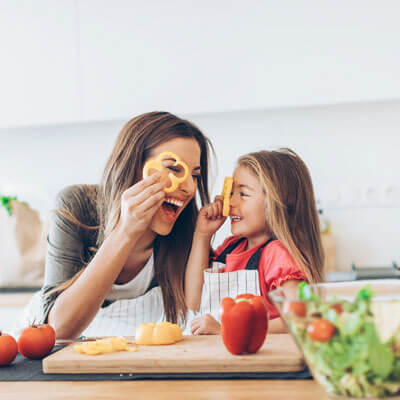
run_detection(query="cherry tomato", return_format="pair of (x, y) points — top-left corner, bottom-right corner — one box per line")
(307, 318), (335, 342)
(0, 332), (18, 366)
(283, 301), (307, 317)
(330, 303), (343, 315)
(18, 324), (56, 359)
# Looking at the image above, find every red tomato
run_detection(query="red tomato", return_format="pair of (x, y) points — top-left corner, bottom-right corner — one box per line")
(330, 303), (343, 315)
(0, 332), (18, 366)
(307, 318), (335, 342)
(283, 301), (307, 317)
(18, 324), (56, 359)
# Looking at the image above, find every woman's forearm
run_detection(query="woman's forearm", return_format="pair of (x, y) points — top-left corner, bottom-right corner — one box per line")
(48, 225), (136, 339)
(184, 232), (212, 311)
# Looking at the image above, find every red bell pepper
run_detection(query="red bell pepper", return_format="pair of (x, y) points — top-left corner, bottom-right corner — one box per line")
(219, 293), (269, 355)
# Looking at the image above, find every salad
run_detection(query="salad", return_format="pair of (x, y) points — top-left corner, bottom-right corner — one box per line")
(283, 283), (400, 398)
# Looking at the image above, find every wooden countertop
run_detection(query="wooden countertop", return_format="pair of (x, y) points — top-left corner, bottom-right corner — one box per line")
(0, 293), (330, 398)
(0, 380), (330, 399)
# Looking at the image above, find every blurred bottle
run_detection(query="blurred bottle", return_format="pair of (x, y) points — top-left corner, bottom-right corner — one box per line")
(318, 207), (337, 272)
(318, 208), (330, 234)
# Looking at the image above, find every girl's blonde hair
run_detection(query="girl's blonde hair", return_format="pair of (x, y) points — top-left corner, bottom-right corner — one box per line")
(238, 148), (324, 283)
(48, 111), (213, 323)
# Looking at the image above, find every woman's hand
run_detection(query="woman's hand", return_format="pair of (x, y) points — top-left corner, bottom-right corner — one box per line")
(195, 195), (226, 238)
(118, 173), (166, 239)
(190, 314), (221, 335)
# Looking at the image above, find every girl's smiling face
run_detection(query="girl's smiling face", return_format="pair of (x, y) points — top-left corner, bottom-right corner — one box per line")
(230, 165), (270, 247)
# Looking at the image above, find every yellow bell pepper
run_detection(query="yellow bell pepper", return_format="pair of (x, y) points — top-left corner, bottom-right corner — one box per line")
(135, 321), (183, 345)
(221, 177), (233, 217)
(74, 337), (137, 355)
(143, 151), (189, 193)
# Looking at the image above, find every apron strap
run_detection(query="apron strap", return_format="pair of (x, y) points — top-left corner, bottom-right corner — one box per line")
(102, 244), (160, 308)
(145, 275), (159, 293)
(244, 237), (276, 270)
(214, 237), (247, 264)
(102, 275), (159, 308)
(146, 237), (160, 293)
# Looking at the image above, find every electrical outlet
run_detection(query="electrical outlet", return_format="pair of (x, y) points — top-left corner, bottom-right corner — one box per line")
(347, 185), (364, 207)
(363, 185), (380, 206)
(320, 183), (400, 209)
(382, 185), (400, 206)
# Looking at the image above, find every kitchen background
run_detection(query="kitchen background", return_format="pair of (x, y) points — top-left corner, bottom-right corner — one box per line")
(1, 0), (400, 303)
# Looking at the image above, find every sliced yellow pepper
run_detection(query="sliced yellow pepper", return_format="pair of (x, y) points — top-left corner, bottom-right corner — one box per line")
(143, 151), (189, 193)
(221, 177), (233, 217)
(74, 337), (137, 355)
(135, 321), (183, 345)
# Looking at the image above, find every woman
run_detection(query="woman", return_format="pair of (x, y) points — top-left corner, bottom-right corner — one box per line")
(38, 112), (213, 339)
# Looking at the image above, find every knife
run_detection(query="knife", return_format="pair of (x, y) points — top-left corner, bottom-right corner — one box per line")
(55, 336), (135, 345)
(55, 337), (101, 345)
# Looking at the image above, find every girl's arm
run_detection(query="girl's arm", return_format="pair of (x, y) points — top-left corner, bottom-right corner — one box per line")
(185, 231), (213, 311)
(185, 196), (225, 311)
(48, 174), (165, 339)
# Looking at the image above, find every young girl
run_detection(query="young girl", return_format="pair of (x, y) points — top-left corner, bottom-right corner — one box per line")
(185, 148), (324, 335)
(16, 111), (213, 339)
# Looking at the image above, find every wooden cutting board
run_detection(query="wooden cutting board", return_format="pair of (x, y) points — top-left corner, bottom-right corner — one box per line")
(42, 334), (304, 374)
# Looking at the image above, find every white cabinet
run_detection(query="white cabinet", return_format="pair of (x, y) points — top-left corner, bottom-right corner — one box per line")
(0, 1), (80, 128)
(1, 1), (400, 127)
(78, 0), (400, 122)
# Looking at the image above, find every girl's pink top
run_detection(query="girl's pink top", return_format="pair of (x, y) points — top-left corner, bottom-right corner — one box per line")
(212, 236), (306, 319)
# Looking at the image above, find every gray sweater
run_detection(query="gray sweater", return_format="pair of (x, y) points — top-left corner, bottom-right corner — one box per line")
(40, 184), (99, 322)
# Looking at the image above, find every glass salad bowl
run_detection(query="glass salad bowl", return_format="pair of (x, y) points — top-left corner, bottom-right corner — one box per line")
(268, 279), (400, 399)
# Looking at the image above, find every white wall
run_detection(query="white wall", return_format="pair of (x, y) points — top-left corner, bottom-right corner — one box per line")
(1, 100), (399, 269)
(2, 0), (400, 127)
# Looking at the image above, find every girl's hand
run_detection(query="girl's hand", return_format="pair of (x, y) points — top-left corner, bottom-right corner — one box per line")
(117, 173), (166, 239)
(190, 314), (221, 335)
(195, 195), (226, 237)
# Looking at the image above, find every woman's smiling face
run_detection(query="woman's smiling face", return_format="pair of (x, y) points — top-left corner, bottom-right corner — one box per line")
(147, 137), (201, 236)
(230, 165), (269, 247)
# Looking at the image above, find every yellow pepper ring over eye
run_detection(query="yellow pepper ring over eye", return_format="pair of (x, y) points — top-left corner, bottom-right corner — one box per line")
(143, 151), (189, 193)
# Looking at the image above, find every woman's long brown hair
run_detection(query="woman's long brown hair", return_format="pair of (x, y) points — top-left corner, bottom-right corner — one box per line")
(48, 112), (213, 324)
(238, 149), (324, 284)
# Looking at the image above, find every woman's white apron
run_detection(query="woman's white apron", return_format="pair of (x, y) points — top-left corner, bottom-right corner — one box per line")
(82, 286), (165, 337)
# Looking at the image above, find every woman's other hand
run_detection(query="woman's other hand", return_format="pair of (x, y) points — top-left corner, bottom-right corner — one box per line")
(190, 314), (221, 335)
(118, 173), (166, 239)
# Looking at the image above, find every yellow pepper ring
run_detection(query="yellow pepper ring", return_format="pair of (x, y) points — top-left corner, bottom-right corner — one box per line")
(143, 151), (189, 193)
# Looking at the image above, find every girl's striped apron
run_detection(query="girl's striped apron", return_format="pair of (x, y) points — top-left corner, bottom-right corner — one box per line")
(199, 238), (275, 322)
